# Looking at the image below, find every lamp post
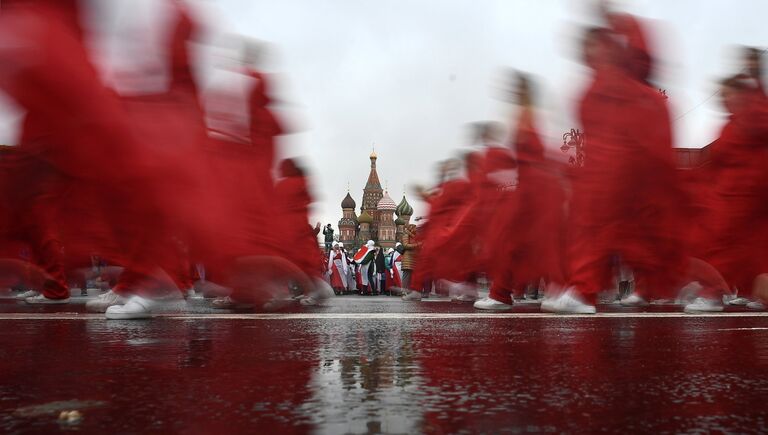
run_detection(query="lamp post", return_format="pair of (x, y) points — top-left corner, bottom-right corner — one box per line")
(561, 128), (586, 167)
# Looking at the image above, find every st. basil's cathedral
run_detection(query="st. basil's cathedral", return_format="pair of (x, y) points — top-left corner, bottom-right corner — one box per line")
(338, 151), (413, 250)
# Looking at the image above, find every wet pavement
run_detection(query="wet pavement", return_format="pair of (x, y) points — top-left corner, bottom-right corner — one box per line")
(2, 296), (768, 434)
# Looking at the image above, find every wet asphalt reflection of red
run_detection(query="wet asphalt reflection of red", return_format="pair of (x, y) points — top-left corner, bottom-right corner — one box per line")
(1, 297), (767, 434)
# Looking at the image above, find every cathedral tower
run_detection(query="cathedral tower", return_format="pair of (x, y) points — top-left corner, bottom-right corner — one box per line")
(361, 150), (383, 242)
(339, 191), (358, 250)
(376, 191), (397, 248)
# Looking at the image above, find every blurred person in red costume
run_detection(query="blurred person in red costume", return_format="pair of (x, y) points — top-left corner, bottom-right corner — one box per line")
(476, 72), (568, 311)
(543, 16), (683, 313)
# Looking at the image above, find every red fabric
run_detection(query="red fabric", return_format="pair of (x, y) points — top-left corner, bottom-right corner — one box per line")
(489, 284), (514, 305)
(607, 13), (654, 82)
(410, 178), (473, 286)
(567, 64), (684, 300)
(168, 0), (199, 97)
(701, 91), (768, 295)
(273, 175), (319, 279)
(414, 146), (518, 288)
(329, 253), (345, 290)
(0, 4), (176, 297)
(494, 109), (567, 292)
(429, 147), (516, 285)
(391, 258), (403, 288)
(355, 265), (363, 290)
(0, 3), (306, 303)
(0, 148), (68, 298)
(353, 246), (370, 263)
(246, 70), (283, 176)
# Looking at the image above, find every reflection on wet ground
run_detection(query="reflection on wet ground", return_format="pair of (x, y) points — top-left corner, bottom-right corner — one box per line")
(1, 298), (768, 434)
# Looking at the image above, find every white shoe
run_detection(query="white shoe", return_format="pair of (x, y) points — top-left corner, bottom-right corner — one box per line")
(402, 291), (422, 301)
(185, 288), (203, 299)
(211, 296), (254, 310)
(25, 294), (69, 304)
(211, 296), (236, 309)
(540, 289), (596, 314)
(724, 296), (750, 306)
(86, 290), (128, 312)
(297, 278), (334, 308)
(453, 294), (478, 302)
(747, 301), (766, 311)
(299, 296), (320, 306)
(473, 296), (513, 311)
(105, 296), (153, 319)
(684, 297), (724, 313)
(445, 281), (477, 300)
(311, 278), (334, 300)
(105, 295), (186, 319)
(620, 293), (649, 307)
(15, 290), (39, 300)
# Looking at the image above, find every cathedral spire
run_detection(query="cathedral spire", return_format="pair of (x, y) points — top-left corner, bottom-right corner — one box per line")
(362, 148), (384, 235)
(364, 149), (382, 191)
(370, 142), (377, 165)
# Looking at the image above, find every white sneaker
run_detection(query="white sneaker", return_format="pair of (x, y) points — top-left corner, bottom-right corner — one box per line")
(105, 296), (153, 319)
(299, 296), (320, 306)
(724, 296), (750, 306)
(445, 281), (478, 300)
(684, 297), (724, 313)
(296, 278), (334, 308)
(211, 296), (254, 310)
(105, 295), (187, 319)
(747, 301), (766, 311)
(211, 296), (236, 309)
(402, 291), (422, 301)
(620, 293), (649, 307)
(540, 289), (596, 314)
(185, 288), (203, 299)
(25, 294), (69, 304)
(473, 296), (513, 311)
(453, 294), (478, 302)
(86, 290), (128, 312)
(311, 278), (334, 300)
(15, 290), (39, 300)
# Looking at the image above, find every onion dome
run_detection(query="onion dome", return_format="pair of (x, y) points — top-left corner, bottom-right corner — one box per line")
(377, 192), (396, 211)
(394, 217), (405, 226)
(341, 192), (356, 209)
(358, 210), (373, 224)
(395, 195), (413, 216)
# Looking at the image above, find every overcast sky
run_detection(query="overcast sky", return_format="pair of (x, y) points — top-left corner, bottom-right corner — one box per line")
(210, 0), (767, 229)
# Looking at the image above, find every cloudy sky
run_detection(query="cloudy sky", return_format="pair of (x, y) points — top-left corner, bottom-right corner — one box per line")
(210, 0), (767, 229)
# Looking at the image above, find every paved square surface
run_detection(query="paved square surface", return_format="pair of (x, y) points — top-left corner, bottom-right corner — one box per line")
(1, 296), (767, 434)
